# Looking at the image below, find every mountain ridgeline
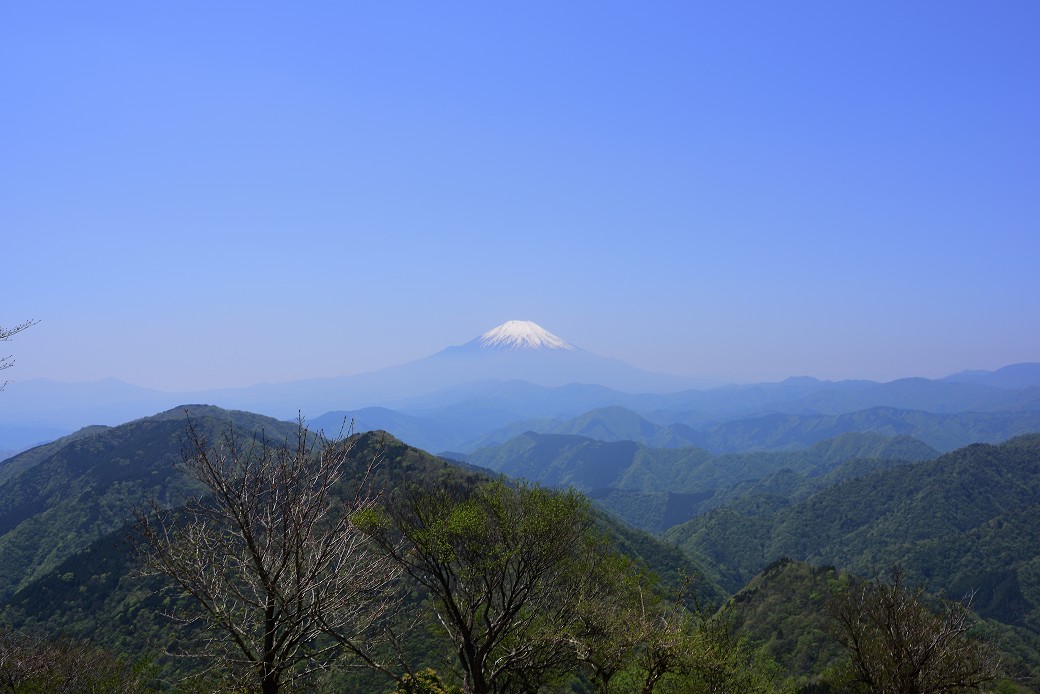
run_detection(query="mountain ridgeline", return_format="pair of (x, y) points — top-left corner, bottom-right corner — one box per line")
(1, 323), (1039, 690)
(0, 405), (722, 686)
(2, 320), (1038, 455)
(664, 435), (1040, 607)
(459, 430), (938, 532)
(0, 405), (1037, 688)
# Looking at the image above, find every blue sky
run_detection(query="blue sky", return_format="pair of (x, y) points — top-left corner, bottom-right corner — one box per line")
(3, 2), (1038, 390)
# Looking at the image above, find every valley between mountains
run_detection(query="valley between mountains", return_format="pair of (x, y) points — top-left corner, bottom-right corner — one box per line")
(1, 322), (1039, 691)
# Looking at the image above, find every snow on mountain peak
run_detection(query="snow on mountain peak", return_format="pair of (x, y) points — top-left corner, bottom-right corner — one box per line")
(477, 320), (575, 351)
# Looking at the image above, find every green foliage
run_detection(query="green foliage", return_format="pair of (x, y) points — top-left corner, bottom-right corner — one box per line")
(598, 515), (725, 609)
(467, 431), (937, 533)
(4, 404), (1037, 691)
(667, 436), (1040, 614)
(366, 478), (604, 693)
(728, 560), (853, 682)
(665, 437), (1040, 685)
(0, 425), (110, 488)
(0, 410), (473, 688)
(388, 668), (462, 694)
(602, 598), (794, 694)
(0, 520), (213, 685)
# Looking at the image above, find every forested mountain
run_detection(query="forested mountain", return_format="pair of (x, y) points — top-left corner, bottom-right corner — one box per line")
(0, 407), (303, 601)
(455, 425), (1040, 687)
(664, 435), (1040, 632)
(0, 405), (723, 690)
(462, 431), (937, 532)
(1, 401), (1038, 691)
(726, 559), (1040, 688)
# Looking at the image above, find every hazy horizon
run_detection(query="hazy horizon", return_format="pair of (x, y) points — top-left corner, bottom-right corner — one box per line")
(4, 317), (1035, 395)
(5, 3), (1038, 391)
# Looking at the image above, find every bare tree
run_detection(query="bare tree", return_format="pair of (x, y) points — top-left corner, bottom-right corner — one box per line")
(829, 568), (1004, 694)
(0, 627), (155, 693)
(135, 416), (400, 694)
(0, 319), (37, 391)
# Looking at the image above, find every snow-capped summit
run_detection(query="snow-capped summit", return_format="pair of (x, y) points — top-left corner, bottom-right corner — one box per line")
(477, 320), (575, 351)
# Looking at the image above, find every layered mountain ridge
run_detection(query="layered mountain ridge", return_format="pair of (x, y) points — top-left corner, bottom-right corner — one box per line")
(2, 405), (1038, 687)
(1, 320), (1038, 457)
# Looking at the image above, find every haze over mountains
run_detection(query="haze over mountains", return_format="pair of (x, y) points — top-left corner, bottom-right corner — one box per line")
(3, 322), (1040, 687)
(2, 320), (1039, 458)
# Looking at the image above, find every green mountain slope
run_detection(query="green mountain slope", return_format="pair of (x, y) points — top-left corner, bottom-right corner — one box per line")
(727, 559), (1040, 689)
(0, 407), (722, 688)
(0, 425), (109, 487)
(0, 406), (299, 601)
(728, 560), (851, 681)
(466, 431), (937, 532)
(665, 435), (1040, 634)
(0, 423), (500, 680)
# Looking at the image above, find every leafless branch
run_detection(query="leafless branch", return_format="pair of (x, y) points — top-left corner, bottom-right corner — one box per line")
(135, 414), (400, 693)
(0, 319), (38, 391)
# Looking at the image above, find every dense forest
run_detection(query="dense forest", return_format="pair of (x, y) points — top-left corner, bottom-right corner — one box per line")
(0, 406), (1036, 692)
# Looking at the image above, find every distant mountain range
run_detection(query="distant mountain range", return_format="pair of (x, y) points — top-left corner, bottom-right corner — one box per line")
(1, 320), (1038, 456)
(0, 320), (702, 449)
(1, 320), (1038, 687)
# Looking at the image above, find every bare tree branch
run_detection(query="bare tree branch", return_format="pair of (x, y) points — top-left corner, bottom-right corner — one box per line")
(0, 319), (38, 391)
(135, 414), (400, 694)
(829, 567), (1005, 694)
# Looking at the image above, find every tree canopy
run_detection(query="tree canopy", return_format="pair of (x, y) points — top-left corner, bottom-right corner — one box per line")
(361, 479), (602, 694)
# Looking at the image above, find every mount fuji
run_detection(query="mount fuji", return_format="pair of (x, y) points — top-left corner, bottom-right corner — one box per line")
(411, 320), (696, 395)
(471, 320), (576, 351)
(3, 322), (1040, 456)
(0, 321), (702, 445)
(234, 319), (701, 415)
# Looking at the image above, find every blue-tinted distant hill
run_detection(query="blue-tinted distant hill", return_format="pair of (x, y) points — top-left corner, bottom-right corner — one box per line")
(2, 320), (1037, 459)
(186, 320), (711, 418)
(0, 321), (707, 450)
(462, 404), (1040, 454)
(676, 406), (1040, 453)
(769, 377), (1040, 415)
(942, 363), (1040, 389)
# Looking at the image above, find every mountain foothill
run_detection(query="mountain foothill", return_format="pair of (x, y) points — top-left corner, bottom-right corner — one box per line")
(1, 321), (1039, 690)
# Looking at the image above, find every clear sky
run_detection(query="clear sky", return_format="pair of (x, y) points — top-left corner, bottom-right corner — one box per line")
(3, 2), (1038, 391)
